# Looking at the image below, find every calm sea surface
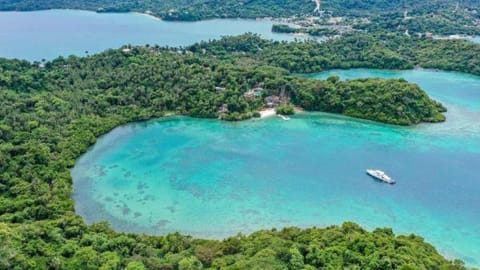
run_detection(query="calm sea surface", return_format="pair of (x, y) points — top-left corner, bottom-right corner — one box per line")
(73, 69), (480, 266)
(0, 9), (300, 61)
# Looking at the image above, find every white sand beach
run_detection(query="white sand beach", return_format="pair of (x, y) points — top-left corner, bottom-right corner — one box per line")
(259, 108), (276, 118)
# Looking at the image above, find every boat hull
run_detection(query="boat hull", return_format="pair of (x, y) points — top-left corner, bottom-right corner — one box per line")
(366, 171), (396, 184)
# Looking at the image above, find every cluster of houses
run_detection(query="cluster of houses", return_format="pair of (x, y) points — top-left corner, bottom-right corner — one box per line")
(243, 87), (264, 101)
(264, 95), (283, 107)
(216, 85), (288, 115)
(412, 32), (470, 39)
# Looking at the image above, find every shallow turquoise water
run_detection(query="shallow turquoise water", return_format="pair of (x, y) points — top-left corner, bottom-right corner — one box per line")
(470, 37), (480, 44)
(0, 10), (300, 61)
(73, 69), (480, 265)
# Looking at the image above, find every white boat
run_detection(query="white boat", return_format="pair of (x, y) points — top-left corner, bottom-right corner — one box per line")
(366, 169), (395, 184)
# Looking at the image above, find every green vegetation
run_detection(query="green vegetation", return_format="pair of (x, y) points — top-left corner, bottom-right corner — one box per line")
(321, 0), (477, 16)
(0, 221), (469, 269)
(359, 12), (480, 36)
(2, 0), (478, 20)
(275, 104), (295, 115)
(272, 24), (339, 37)
(0, 37), (447, 125)
(1, 33), (480, 268)
(191, 33), (480, 75)
(292, 78), (446, 125)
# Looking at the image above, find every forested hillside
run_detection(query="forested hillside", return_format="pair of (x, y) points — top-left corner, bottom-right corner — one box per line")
(190, 33), (480, 75)
(0, 0), (315, 20)
(1, 0), (478, 21)
(323, 0), (479, 16)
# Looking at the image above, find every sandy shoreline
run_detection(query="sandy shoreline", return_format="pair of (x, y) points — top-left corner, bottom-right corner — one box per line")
(259, 108), (276, 118)
(259, 107), (303, 118)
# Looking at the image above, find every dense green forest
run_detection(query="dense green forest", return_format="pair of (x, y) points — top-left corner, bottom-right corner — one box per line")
(190, 33), (480, 75)
(2, 0), (478, 18)
(323, 0), (479, 17)
(0, 220), (469, 269)
(1, 33), (479, 268)
(356, 11), (480, 36)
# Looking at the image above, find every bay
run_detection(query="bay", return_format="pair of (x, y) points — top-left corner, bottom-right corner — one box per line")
(72, 69), (480, 266)
(0, 9), (299, 61)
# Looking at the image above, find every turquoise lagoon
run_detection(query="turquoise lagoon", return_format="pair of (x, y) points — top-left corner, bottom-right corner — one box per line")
(0, 10), (300, 61)
(73, 69), (480, 265)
